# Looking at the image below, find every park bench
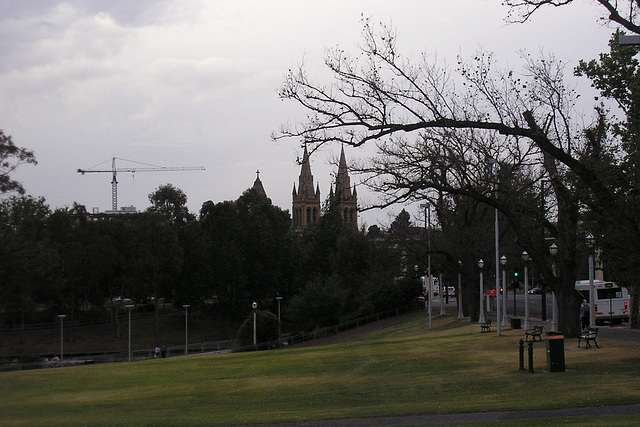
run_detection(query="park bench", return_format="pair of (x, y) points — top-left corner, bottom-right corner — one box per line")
(578, 327), (599, 348)
(525, 325), (544, 342)
(480, 319), (492, 333)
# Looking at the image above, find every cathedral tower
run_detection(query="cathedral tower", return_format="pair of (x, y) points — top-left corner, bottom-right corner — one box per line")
(292, 146), (321, 230)
(331, 145), (358, 228)
(252, 170), (267, 198)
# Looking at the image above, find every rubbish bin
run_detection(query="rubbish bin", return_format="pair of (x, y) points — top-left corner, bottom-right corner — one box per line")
(546, 334), (565, 372)
(510, 318), (522, 329)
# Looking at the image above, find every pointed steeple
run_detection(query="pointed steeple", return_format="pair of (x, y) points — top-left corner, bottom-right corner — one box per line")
(252, 170), (267, 198)
(292, 145), (321, 230)
(297, 145), (317, 199)
(332, 145), (358, 228)
(334, 145), (352, 201)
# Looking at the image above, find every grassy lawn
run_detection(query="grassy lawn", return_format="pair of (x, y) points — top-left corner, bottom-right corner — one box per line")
(1, 314), (640, 426)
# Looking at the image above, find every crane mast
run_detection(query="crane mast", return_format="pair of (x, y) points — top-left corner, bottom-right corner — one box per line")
(77, 157), (205, 211)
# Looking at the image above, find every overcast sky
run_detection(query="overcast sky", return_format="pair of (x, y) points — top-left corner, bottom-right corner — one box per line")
(0, 0), (615, 228)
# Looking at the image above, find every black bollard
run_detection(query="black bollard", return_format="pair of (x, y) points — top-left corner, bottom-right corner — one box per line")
(519, 339), (525, 371)
(528, 340), (534, 373)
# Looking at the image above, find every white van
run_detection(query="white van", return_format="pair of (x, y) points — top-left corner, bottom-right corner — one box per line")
(575, 280), (630, 325)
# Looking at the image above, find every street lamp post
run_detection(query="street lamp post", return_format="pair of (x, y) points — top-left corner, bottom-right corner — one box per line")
(252, 302), (258, 348)
(420, 203), (433, 330)
(457, 260), (463, 320)
(440, 273), (446, 315)
(488, 157), (501, 336)
(587, 234), (596, 328)
(522, 252), (531, 330)
(500, 255), (508, 326)
(57, 315), (66, 362)
(126, 304), (135, 362)
(550, 243), (559, 331)
(183, 305), (190, 356)
(276, 295), (283, 344)
(478, 259), (486, 324)
(414, 264), (421, 310)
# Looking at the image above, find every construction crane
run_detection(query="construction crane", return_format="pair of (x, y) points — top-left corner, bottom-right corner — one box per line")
(77, 157), (205, 211)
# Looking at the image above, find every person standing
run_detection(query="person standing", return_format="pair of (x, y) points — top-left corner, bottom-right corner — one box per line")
(580, 299), (590, 331)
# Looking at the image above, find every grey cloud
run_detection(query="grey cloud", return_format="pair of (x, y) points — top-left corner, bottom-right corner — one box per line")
(0, 0), (175, 26)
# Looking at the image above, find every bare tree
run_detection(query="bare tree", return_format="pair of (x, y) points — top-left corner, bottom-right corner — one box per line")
(274, 18), (627, 336)
(504, 0), (640, 35)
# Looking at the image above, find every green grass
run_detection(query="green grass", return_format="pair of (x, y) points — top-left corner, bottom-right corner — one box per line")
(1, 315), (640, 426)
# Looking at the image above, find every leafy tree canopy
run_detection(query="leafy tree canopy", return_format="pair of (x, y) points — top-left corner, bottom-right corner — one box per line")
(0, 130), (36, 195)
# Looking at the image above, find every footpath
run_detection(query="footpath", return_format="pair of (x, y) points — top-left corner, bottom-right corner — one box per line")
(248, 403), (640, 426)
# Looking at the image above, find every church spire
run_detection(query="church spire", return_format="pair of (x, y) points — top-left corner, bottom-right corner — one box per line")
(252, 170), (267, 198)
(332, 145), (358, 228)
(292, 145), (321, 230)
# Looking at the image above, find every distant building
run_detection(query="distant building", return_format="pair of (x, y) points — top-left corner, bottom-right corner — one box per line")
(292, 145), (358, 231)
(252, 170), (268, 198)
(330, 146), (358, 228)
(292, 146), (321, 230)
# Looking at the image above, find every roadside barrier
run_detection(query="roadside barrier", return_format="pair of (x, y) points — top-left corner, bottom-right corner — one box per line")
(519, 339), (535, 373)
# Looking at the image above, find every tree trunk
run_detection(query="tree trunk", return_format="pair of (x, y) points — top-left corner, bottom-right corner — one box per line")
(631, 291), (640, 329)
(556, 286), (582, 337)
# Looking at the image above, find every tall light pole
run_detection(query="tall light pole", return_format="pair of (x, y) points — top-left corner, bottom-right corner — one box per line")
(276, 294), (283, 344)
(488, 157), (501, 336)
(522, 252), (531, 330)
(420, 202), (432, 330)
(57, 314), (66, 363)
(587, 234), (596, 328)
(126, 304), (134, 362)
(550, 243), (559, 331)
(500, 255), (508, 326)
(440, 273), (446, 315)
(478, 259), (486, 324)
(183, 304), (190, 356)
(414, 264), (421, 309)
(457, 260), (463, 320)
(252, 302), (258, 347)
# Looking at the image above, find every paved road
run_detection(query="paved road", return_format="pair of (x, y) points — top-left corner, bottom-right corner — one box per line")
(243, 404), (640, 426)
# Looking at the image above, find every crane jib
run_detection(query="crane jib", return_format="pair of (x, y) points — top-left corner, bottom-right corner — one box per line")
(77, 160), (205, 211)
